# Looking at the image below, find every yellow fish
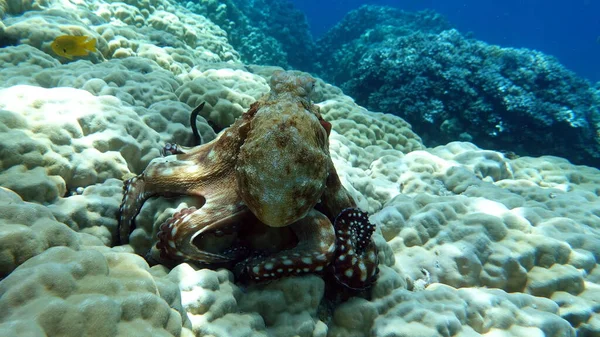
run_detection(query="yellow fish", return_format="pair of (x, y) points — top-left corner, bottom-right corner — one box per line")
(50, 35), (97, 60)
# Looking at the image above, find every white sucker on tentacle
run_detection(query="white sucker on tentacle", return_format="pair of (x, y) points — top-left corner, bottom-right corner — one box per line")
(332, 208), (379, 290)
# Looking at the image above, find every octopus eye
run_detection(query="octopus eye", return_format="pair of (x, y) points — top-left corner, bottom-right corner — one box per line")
(63, 48), (67, 53)
(319, 118), (332, 136)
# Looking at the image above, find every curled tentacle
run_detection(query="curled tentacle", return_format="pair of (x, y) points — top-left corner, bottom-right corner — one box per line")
(162, 143), (201, 156)
(157, 207), (197, 260)
(118, 175), (152, 244)
(239, 209), (336, 282)
(332, 208), (379, 290)
(117, 160), (183, 245)
(161, 102), (207, 156)
(190, 102), (205, 146)
(162, 143), (184, 156)
(156, 206), (247, 263)
(117, 126), (246, 246)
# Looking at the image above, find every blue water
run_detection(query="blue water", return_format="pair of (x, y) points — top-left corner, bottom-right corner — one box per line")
(290, 0), (600, 83)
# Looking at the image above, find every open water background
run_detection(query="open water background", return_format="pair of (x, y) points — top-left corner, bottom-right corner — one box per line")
(290, 0), (600, 82)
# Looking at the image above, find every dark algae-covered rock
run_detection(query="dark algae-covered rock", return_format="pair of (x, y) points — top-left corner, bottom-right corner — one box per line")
(316, 5), (600, 167)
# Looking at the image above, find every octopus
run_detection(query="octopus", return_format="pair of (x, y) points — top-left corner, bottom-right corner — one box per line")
(118, 70), (379, 290)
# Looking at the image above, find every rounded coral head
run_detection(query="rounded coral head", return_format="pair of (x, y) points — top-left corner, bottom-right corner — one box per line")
(269, 70), (316, 98)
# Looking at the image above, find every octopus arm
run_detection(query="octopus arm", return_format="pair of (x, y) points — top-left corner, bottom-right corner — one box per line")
(332, 208), (379, 290)
(241, 209), (336, 282)
(162, 143), (196, 156)
(117, 134), (240, 244)
(156, 197), (248, 263)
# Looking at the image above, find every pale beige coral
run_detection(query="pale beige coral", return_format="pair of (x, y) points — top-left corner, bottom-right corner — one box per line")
(358, 142), (600, 335)
(329, 280), (575, 337)
(0, 78), (216, 202)
(0, 246), (194, 337)
(315, 94), (424, 213)
(167, 264), (328, 337)
(30, 57), (181, 108)
(238, 275), (328, 337)
(167, 264), (268, 337)
(0, 85), (161, 201)
(320, 96), (424, 157)
(0, 0), (239, 75)
(0, 45), (60, 87)
(176, 68), (270, 129)
(47, 179), (124, 246)
(552, 288), (600, 333)
(0, 187), (100, 277)
(0, 0), (54, 16)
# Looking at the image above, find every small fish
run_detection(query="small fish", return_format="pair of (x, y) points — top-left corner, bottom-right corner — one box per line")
(50, 35), (97, 60)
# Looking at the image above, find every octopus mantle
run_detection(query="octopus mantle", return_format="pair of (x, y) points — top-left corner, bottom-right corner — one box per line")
(118, 71), (378, 290)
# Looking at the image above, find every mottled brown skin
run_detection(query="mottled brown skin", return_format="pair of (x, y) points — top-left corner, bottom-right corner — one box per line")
(118, 71), (378, 289)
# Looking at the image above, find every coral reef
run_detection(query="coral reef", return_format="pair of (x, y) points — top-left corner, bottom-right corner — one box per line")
(0, 0), (239, 72)
(316, 5), (600, 167)
(1, 0), (600, 336)
(182, 0), (316, 70)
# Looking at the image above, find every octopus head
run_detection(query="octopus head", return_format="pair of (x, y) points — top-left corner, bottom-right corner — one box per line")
(235, 73), (330, 228)
(269, 70), (316, 99)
